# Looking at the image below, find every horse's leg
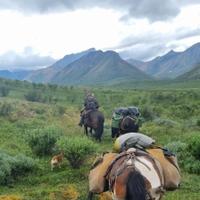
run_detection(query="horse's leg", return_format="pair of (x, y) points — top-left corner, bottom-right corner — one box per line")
(84, 125), (88, 136)
(89, 127), (93, 135)
(87, 191), (94, 200)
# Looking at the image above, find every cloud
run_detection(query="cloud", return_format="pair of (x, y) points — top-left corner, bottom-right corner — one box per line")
(0, 0), (198, 22)
(114, 25), (200, 61)
(119, 43), (167, 61)
(0, 47), (56, 70)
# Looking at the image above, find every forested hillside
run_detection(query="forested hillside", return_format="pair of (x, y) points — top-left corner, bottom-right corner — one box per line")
(0, 78), (199, 200)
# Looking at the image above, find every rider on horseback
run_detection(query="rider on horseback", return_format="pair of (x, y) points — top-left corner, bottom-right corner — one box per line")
(79, 92), (99, 126)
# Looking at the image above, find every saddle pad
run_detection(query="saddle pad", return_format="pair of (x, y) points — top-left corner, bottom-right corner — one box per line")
(147, 148), (181, 189)
(89, 153), (117, 193)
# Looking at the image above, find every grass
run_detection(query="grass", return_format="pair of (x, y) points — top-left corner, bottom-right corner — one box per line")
(0, 78), (200, 199)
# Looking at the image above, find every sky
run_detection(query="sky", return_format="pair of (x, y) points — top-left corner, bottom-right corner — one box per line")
(0, 0), (200, 70)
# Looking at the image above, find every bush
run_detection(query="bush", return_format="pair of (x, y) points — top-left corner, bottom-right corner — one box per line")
(0, 152), (12, 184)
(197, 119), (200, 127)
(187, 135), (200, 160)
(57, 136), (97, 168)
(184, 156), (200, 174)
(28, 126), (63, 156)
(165, 141), (187, 166)
(0, 86), (10, 97)
(154, 118), (177, 128)
(140, 105), (156, 121)
(0, 150), (36, 185)
(166, 140), (200, 174)
(0, 102), (12, 117)
(11, 154), (37, 178)
(24, 90), (43, 102)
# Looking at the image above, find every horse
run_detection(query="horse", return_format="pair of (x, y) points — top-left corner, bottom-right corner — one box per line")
(147, 148), (181, 190)
(120, 116), (139, 135)
(112, 116), (139, 138)
(88, 149), (165, 200)
(83, 109), (104, 142)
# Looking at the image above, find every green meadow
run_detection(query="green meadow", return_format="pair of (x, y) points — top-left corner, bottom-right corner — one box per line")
(0, 78), (199, 200)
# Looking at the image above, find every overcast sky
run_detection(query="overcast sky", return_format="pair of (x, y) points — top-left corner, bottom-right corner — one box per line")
(0, 0), (200, 70)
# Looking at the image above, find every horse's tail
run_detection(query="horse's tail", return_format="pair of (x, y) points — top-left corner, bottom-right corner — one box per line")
(95, 115), (104, 141)
(126, 170), (148, 200)
(87, 191), (93, 200)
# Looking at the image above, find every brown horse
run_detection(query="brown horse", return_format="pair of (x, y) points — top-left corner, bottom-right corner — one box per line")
(83, 110), (104, 142)
(88, 150), (165, 200)
(120, 116), (139, 134)
(112, 116), (139, 138)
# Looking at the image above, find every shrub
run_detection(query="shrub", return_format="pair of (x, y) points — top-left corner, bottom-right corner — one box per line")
(0, 86), (10, 97)
(57, 136), (97, 168)
(28, 126), (63, 156)
(187, 135), (200, 160)
(154, 118), (177, 128)
(0, 102), (12, 117)
(140, 105), (156, 121)
(11, 154), (37, 178)
(24, 90), (43, 102)
(184, 156), (200, 174)
(166, 140), (200, 174)
(165, 141), (188, 167)
(0, 152), (12, 184)
(197, 119), (200, 127)
(0, 150), (37, 185)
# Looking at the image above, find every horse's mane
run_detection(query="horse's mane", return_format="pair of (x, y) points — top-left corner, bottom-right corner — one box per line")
(126, 170), (148, 200)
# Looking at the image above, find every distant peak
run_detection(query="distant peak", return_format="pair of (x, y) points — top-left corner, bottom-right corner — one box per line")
(167, 50), (176, 55)
(104, 50), (120, 57)
(86, 48), (96, 52)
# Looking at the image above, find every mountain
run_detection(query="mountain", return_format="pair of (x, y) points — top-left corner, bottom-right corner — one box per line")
(177, 63), (200, 80)
(126, 58), (146, 70)
(25, 48), (95, 83)
(50, 50), (151, 85)
(126, 42), (200, 79)
(0, 70), (30, 80)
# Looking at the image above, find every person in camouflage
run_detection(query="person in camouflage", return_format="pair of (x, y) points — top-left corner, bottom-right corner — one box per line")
(79, 92), (99, 126)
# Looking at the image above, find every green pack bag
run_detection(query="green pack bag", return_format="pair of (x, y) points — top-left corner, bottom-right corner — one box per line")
(111, 113), (123, 128)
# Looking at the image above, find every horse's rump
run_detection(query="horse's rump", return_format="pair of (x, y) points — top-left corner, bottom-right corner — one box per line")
(88, 153), (117, 193)
(83, 110), (104, 141)
(147, 148), (181, 190)
(119, 116), (139, 134)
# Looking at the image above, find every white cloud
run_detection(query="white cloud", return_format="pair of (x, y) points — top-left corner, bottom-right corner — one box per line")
(0, 2), (200, 68)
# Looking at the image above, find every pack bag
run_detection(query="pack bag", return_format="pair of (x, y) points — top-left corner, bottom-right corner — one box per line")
(89, 153), (117, 193)
(111, 107), (129, 128)
(111, 112), (123, 128)
(128, 106), (140, 117)
(113, 132), (155, 152)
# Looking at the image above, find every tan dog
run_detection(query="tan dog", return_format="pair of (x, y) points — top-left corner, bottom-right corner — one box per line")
(50, 151), (64, 171)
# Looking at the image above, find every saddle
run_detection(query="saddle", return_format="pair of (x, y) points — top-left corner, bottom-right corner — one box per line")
(105, 149), (164, 197)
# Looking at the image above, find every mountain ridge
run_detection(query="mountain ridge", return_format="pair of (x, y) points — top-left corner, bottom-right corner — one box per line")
(126, 42), (200, 79)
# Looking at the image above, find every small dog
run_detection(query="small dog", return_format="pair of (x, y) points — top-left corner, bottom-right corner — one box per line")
(50, 151), (64, 171)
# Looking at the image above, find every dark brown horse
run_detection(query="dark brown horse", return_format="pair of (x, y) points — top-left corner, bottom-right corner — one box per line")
(120, 116), (139, 134)
(112, 116), (139, 138)
(83, 110), (104, 142)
